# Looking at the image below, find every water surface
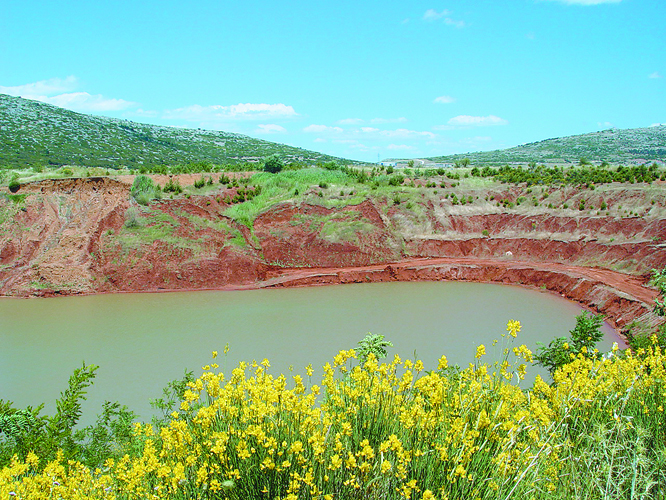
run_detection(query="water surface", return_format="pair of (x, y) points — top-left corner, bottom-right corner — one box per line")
(0, 282), (622, 422)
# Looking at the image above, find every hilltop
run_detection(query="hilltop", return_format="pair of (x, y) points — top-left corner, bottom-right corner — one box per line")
(413, 126), (666, 165)
(0, 94), (349, 169)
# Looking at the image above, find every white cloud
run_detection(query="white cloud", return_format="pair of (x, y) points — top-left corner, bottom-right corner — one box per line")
(447, 115), (508, 127)
(164, 103), (297, 122)
(597, 121), (614, 128)
(0, 76), (137, 113)
(650, 123), (665, 127)
(434, 95), (455, 104)
(255, 124), (287, 134)
(0, 76), (78, 97)
(313, 138), (327, 143)
(361, 127), (380, 133)
(649, 72), (662, 79)
(544, 0), (621, 4)
(423, 8), (465, 27)
(337, 118), (364, 125)
(423, 8), (450, 20)
(41, 92), (137, 112)
(303, 124), (343, 134)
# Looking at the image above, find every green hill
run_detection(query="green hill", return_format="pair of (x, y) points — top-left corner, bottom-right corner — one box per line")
(0, 94), (349, 169)
(421, 126), (666, 165)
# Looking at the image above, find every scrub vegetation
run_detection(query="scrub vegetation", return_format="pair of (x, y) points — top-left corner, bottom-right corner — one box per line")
(423, 125), (666, 165)
(0, 95), (347, 169)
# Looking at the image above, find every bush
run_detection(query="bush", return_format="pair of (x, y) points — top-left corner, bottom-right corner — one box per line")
(263, 155), (284, 174)
(8, 178), (20, 193)
(535, 311), (604, 375)
(163, 178), (183, 194)
(131, 175), (161, 206)
(123, 207), (142, 228)
(194, 176), (206, 189)
(388, 175), (404, 186)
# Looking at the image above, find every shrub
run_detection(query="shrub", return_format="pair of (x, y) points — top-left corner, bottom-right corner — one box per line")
(8, 178), (20, 193)
(194, 176), (206, 189)
(535, 311), (604, 375)
(388, 175), (404, 186)
(355, 333), (393, 365)
(131, 175), (161, 205)
(163, 178), (183, 194)
(3, 319), (666, 499)
(123, 207), (142, 228)
(263, 155), (284, 174)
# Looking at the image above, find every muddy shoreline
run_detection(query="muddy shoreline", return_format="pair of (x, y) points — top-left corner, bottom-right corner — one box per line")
(29, 256), (659, 336)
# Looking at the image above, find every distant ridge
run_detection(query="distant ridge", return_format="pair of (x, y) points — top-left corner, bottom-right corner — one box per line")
(0, 94), (350, 169)
(416, 126), (666, 165)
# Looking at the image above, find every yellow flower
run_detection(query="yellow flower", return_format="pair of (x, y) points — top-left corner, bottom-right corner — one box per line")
(212, 350), (218, 359)
(507, 319), (521, 338)
(438, 355), (448, 370)
(475, 344), (486, 359)
(422, 490), (437, 500)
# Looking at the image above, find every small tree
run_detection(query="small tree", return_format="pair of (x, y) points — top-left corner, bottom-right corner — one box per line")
(535, 312), (604, 376)
(356, 334), (393, 365)
(263, 155), (284, 174)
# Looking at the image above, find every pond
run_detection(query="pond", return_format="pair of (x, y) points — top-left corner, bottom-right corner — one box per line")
(0, 282), (623, 422)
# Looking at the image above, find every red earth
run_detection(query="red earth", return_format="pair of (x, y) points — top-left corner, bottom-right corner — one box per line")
(1, 175), (664, 334)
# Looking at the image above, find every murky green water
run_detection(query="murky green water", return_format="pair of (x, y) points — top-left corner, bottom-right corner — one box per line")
(0, 282), (623, 422)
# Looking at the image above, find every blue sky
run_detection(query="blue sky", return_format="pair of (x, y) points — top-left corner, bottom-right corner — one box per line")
(1, 0), (664, 162)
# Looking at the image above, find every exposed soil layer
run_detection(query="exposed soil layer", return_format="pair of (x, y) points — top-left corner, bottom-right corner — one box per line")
(1, 176), (664, 333)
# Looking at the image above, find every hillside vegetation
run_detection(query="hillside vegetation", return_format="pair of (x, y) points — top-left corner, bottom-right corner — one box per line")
(421, 126), (666, 165)
(0, 94), (349, 169)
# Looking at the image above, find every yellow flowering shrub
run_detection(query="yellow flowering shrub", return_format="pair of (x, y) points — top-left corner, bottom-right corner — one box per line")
(2, 321), (665, 499)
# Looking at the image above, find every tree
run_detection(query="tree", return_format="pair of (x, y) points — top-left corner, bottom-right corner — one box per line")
(263, 155), (284, 174)
(535, 312), (604, 375)
(455, 158), (471, 168)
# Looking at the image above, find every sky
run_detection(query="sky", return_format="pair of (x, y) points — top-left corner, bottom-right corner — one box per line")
(1, 0), (664, 162)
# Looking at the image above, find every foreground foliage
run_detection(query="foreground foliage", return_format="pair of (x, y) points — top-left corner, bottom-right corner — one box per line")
(2, 320), (666, 499)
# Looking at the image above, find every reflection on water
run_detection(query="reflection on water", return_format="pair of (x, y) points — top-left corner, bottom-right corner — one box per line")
(0, 282), (622, 422)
